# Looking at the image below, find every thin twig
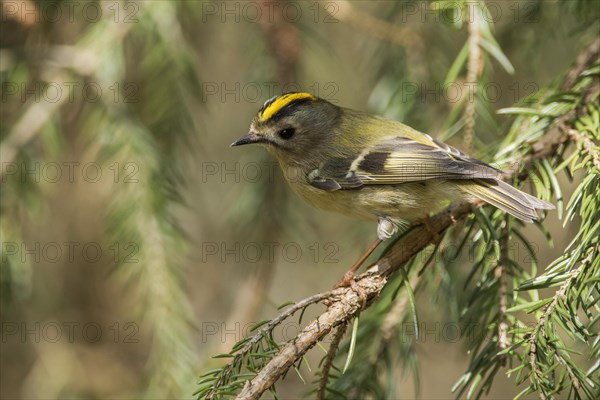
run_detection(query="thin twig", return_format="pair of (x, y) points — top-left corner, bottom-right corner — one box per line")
(376, 274), (421, 359)
(316, 322), (348, 400)
(322, 0), (422, 48)
(321, 0), (427, 80)
(561, 37), (600, 91)
(496, 221), (510, 365)
(463, 1), (483, 153)
(258, 0), (300, 86)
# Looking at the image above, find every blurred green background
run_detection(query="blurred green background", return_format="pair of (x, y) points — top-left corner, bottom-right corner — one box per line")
(1, 1), (597, 399)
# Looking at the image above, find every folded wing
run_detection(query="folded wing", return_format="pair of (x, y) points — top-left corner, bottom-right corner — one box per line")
(310, 136), (501, 189)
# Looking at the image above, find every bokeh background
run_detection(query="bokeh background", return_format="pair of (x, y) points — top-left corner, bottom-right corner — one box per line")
(1, 1), (598, 399)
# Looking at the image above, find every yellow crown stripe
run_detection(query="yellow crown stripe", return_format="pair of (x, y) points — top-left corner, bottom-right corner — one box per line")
(259, 93), (316, 122)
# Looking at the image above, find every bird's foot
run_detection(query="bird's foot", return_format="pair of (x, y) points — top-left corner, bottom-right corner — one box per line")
(334, 271), (367, 309)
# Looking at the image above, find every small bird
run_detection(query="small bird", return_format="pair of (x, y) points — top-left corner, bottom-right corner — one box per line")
(232, 92), (554, 283)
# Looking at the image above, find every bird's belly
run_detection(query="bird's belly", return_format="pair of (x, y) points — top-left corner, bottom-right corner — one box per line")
(291, 179), (461, 221)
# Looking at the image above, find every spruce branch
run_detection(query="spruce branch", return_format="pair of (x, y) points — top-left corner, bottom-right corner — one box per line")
(527, 254), (590, 399)
(202, 291), (337, 400)
(235, 276), (386, 400)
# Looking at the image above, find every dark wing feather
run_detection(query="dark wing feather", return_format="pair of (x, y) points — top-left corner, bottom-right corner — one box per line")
(308, 136), (501, 191)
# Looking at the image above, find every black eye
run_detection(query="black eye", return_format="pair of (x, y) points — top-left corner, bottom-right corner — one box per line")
(278, 128), (295, 140)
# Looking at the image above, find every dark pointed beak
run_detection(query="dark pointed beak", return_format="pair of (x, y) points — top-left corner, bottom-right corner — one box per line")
(230, 131), (263, 147)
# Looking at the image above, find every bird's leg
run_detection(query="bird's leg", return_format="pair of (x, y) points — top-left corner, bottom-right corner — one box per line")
(334, 236), (382, 309)
(331, 218), (396, 308)
(336, 217), (395, 288)
(335, 237), (383, 288)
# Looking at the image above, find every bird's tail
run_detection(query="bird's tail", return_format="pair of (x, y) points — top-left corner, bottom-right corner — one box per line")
(459, 179), (554, 222)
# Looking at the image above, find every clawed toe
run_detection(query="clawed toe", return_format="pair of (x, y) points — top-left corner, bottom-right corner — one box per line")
(334, 272), (367, 309)
(349, 279), (367, 309)
(335, 270), (356, 288)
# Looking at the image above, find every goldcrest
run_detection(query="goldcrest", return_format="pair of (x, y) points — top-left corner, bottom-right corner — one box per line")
(232, 92), (553, 240)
